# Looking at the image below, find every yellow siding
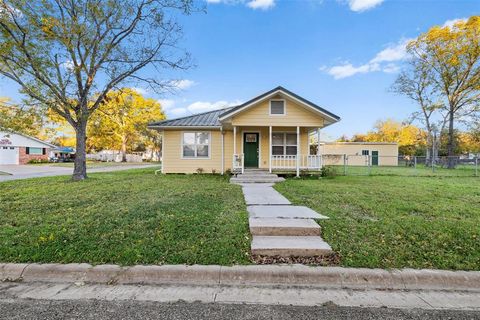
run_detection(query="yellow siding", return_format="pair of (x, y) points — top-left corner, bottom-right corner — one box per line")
(162, 127), (313, 173)
(231, 95), (326, 127)
(322, 143), (399, 166)
(163, 129), (235, 174)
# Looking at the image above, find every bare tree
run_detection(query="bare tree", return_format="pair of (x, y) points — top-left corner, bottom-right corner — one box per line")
(0, 0), (194, 180)
(392, 58), (446, 158)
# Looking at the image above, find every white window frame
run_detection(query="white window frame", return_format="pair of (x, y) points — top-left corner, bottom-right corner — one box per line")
(271, 132), (297, 156)
(362, 149), (369, 156)
(181, 131), (211, 159)
(269, 99), (286, 116)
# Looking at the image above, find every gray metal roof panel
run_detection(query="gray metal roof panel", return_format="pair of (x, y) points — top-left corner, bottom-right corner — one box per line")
(149, 107), (235, 127)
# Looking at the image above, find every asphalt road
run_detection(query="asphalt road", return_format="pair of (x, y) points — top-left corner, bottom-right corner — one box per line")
(1, 299), (479, 320)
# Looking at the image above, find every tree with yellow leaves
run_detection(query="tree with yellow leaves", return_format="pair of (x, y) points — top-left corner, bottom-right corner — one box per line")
(404, 16), (480, 167)
(88, 89), (165, 162)
(349, 119), (427, 155)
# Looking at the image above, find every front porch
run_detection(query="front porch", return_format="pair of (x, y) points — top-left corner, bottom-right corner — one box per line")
(231, 126), (322, 176)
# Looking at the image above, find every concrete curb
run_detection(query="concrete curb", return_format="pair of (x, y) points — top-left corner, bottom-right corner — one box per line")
(1, 263), (479, 292)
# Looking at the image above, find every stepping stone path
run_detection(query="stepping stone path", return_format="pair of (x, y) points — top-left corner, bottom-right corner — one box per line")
(231, 170), (332, 258)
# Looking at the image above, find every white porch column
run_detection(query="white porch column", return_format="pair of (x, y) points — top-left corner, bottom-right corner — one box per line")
(317, 127), (321, 171)
(317, 128), (321, 155)
(296, 126), (300, 177)
(269, 126), (272, 173)
(233, 126), (237, 155)
(221, 128), (224, 175)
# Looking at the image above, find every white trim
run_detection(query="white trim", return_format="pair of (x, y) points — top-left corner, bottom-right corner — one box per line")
(218, 89), (339, 122)
(269, 99), (286, 116)
(241, 130), (261, 168)
(233, 126), (237, 155)
(180, 131), (212, 160)
(269, 126), (272, 173)
(296, 126), (300, 177)
(161, 131), (165, 174)
(271, 131), (298, 156)
(221, 129), (225, 174)
(149, 126), (222, 130)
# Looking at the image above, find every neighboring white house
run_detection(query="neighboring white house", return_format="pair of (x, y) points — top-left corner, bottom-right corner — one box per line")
(0, 131), (56, 165)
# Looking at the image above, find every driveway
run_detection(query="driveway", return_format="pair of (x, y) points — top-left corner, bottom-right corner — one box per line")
(0, 163), (160, 182)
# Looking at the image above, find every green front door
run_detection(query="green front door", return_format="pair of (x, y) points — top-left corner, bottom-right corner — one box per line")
(372, 151), (379, 166)
(244, 133), (259, 168)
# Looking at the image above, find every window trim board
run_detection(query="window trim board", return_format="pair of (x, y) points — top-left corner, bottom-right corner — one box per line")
(180, 131), (212, 160)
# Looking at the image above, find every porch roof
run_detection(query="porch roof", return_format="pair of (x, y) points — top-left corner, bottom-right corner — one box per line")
(148, 107), (234, 129)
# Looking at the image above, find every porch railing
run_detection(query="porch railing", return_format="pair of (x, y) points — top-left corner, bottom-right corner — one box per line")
(271, 155), (322, 170)
(232, 153), (244, 174)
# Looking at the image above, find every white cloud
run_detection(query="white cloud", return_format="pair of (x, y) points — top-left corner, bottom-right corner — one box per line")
(206, 0), (275, 10)
(164, 99), (241, 118)
(246, 0), (275, 10)
(186, 100), (241, 113)
(324, 38), (411, 79)
(327, 62), (377, 79)
(157, 99), (176, 110)
(170, 79), (196, 90)
(348, 0), (384, 12)
(132, 87), (148, 95)
(370, 38), (412, 63)
(442, 18), (466, 29)
(170, 108), (188, 116)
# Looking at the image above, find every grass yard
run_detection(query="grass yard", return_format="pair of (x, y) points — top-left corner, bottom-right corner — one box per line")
(29, 161), (158, 168)
(0, 169), (250, 266)
(275, 176), (480, 270)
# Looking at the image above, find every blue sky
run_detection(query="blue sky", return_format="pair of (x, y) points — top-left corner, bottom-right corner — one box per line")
(1, 0), (479, 140)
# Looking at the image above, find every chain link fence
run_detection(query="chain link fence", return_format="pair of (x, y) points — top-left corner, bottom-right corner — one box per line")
(321, 154), (479, 177)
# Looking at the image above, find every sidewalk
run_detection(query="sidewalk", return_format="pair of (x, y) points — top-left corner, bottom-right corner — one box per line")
(1, 263), (479, 311)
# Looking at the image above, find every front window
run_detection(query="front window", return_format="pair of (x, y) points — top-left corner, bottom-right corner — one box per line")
(362, 150), (369, 156)
(182, 132), (210, 158)
(28, 147), (43, 155)
(272, 132), (297, 156)
(270, 100), (285, 115)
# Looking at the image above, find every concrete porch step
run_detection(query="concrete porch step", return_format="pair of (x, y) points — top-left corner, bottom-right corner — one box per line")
(251, 236), (333, 257)
(230, 177), (285, 184)
(249, 218), (320, 236)
(248, 205), (329, 219)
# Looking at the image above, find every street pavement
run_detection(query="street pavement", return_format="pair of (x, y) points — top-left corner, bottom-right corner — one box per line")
(1, 299), (479, 320)
(0, 163), (159, 181)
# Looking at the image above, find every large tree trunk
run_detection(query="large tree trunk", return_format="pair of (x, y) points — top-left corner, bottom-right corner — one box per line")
(73, 120), (88, 181)
(121, 137), (127, 162)
(446, 110), (456, 169)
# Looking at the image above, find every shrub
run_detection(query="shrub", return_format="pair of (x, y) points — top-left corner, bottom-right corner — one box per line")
(196, 168), (204, 174)
(320, 165), (337, 178)
(28, 158), (50, 164)
(211, 169), (217, 174)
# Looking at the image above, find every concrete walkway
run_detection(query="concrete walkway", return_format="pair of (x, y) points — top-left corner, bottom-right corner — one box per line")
(235, 171), (332, 258)
(0, 164), (159, 182)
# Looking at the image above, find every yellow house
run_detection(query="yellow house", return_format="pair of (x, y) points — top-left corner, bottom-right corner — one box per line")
(149, 86), (398, 175)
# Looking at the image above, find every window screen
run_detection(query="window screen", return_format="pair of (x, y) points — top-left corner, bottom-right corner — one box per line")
(270, 100), (285, 115)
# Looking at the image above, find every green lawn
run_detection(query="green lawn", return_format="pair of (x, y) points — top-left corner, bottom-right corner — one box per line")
(341, 164), (478, 177)
(275, 176), (480, 270)
(29, 161), (158, 168)
(0, 169), (250, 266)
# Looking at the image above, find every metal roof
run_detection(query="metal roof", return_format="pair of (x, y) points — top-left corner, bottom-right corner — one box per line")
(149, 107), (234, 128)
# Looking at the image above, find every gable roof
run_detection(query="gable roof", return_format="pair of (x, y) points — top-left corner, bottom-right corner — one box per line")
(148, 107), (234, 128)
(148, 86), (341, 129)
(0, 131), (57, 148)
(218, 86), (341, 122)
